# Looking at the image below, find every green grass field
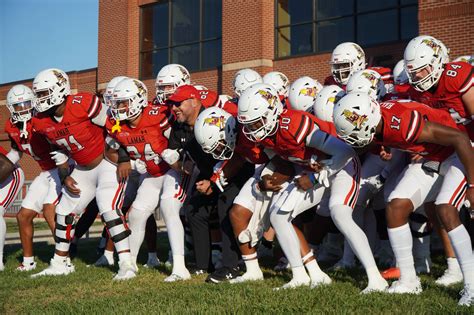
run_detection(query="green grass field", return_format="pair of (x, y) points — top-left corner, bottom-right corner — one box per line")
(0, 234), (472, 314)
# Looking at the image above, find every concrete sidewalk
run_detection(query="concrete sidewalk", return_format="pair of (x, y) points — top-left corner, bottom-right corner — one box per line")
(5, 220), (166, 245)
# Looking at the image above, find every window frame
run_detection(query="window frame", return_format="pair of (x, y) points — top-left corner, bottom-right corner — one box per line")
(139, 0), (222, 80)
(274, 0), (418, 60)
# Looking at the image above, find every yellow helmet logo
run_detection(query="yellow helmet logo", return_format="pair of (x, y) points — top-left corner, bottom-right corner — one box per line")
(343, 109), (368, 131)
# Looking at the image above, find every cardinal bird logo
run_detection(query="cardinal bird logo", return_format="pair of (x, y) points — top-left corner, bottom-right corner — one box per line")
(421, 39), (441, 55)
(342, 109), (368, 130)
(361, 72), (378, 88)
(299, 87), (317, 98)
(133, 80), (147, 97)
(258, 89), (278, 108)
(53, 70), (67, 85)
(204, 116), (225, 129)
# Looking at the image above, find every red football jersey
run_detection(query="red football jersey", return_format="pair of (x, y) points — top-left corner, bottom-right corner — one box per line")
(376, 100), (456, 161)
(410, 62), (474, 140)
(106, 105), (170, 177)
(5, 120), (56, 171)
(32, 92), (105, 166)
(257, 109), (335, 167)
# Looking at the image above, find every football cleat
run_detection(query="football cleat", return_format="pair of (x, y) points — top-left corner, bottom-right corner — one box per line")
(435, 267), (463, 287)
(381, 267), (400, 280)
(458, 284), (474, 307)
(206, 267), (240, 283)
(94, 255), (114, 267)
(309, 272), (332, 289)
(113, 260), (137, 281)
(361, 279), (389, 294)
(387, 278), (422, 294)
(164, 270), (191, 282)
(273, 257), (290, 272)
(17, 261), (37, 271)
(31, 259), (72, 278)
(230, 270), (264, 284)
(274, 276), (311, 291)
(143, 256), (160, 269)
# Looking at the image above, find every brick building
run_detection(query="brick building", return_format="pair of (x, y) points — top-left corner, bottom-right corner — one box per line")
(1, 0), (474, 182)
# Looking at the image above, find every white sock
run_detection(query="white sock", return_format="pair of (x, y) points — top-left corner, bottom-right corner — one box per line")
(270, 210), (303, 268)
(447, 257), (461, 272)
(447, 225), (474, 287)
(23, 256), (35, 264)
(104, 250), (114, 263)
(388, 223), (416, 281)
(305, 260), (323, 277)
(291, 265), (309, 281)
(242, 253), (261, 274)
(118, 251), (131, 263)
(331, 205), (380, 282)
(161, 198), (185, 256)
(127, 207), (149, 258)
(0, 215), (6, 264)
(53, 253), (67, 263)
(172, 254), (186, 273)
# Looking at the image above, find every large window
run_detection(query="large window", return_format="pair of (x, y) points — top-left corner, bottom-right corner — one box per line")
(276, 0), (418, 58)
(140, 0), (222, 79)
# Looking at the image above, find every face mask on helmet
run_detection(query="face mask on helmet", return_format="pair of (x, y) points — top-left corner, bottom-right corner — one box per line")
(10, 101), (34, 122)
(406, 64), (436, 92)
(155, 64), (191, 103)
(33, 69), (71, 113)
(110, 79), (147, 121)
(7, 85), (36, 123)
(110, 98), (140, 121)
(331, 62), (353, 84)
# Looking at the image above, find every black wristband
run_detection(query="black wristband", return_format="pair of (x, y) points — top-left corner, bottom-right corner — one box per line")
(58, 167), (69, 184)
(117, 147), (131, 163)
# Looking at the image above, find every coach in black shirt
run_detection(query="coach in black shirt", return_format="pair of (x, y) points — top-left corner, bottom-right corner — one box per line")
(165, 85), (253, 283)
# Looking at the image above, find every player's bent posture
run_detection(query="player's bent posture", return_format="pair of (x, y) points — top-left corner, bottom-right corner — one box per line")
(237, 83), (388, 292)
(334, 93), (474, 306)
(30, 68), (135, 280)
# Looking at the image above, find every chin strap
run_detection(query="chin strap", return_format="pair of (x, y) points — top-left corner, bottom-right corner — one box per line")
(111, 119), (122, 133)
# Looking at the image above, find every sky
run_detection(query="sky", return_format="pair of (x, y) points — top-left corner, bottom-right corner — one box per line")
(0, 0), (98, 84)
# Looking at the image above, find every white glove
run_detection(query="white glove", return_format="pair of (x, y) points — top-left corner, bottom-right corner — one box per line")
(464, 200), (474, 219)
(161, 149), (180, 165)
(50, 150), (69, 165)
(131, 159), (147, 174)
(362, 174), (385, 194)
(211, 162), (228, 192)
(313, 169), (330, 188)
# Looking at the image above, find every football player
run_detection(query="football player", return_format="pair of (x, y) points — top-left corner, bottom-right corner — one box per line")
(232, 68), (263, 98)
(0, 147), (24, 271)
(238, 83), (388, 292)
(106, 78), (191, 281)
(288, 76), (323, 112)
(30, 68), (135, 280)
(334, 93), (474, 305)
(4, 84), (60, 271)
(263, 71), (290, 104)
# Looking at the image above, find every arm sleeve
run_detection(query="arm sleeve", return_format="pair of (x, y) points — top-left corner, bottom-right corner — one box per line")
(6, 149), (21, 164)
(91, 102), (108, 127)
(305, 125), (355, 177)
(167, 127), (182, 150)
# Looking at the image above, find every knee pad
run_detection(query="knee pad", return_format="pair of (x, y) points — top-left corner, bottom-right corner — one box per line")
(55, 213), (76, 251)
(409, 212), (432, 238)
(101, 209), (131, 244)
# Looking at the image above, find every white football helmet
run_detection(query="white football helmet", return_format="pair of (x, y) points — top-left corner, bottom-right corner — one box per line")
(333, 93), (381, 148)
(237, 83), (283, 142)
(232, 69), (263, 97)
(194, 107), (237, 160)
(32, 68), (71, 112)
(110, 78), (148, 121)
(346, 69), (386, 101)
(104, 76), (128, 107)
(263, 71), (290, 98)
(330, 42), (366, 85)
(155, 64), (191, 103)
(312, 85), (345, 123)
(288, 76), (323, 112)
(6, 84), (35, 122)
(393, 60), (409, 85)
(454, 55), (474, 65)
(404, 35), (447, 92)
